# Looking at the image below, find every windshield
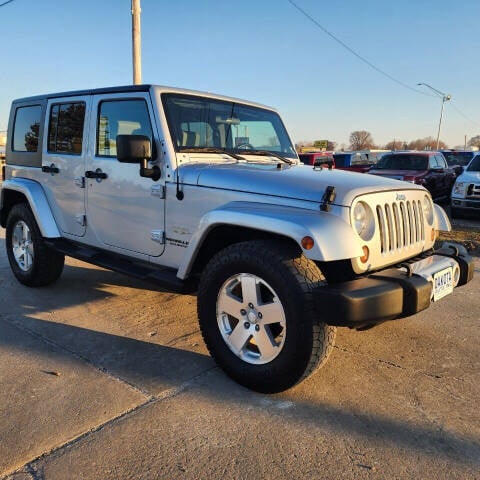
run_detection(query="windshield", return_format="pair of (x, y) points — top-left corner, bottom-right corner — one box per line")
(466, 156), (480, 172)
(443, 151), (474, 167)
(375, 153), (428, 170)
(161, 93), (297, 158)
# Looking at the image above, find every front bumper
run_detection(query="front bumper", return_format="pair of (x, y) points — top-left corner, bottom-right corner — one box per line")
(451, 198), (480, 212)
(316, 243), (474, 328)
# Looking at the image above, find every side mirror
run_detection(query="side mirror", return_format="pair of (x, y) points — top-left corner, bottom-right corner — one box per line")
(116, 134), (160, 181)
(117, 134), (151, 163)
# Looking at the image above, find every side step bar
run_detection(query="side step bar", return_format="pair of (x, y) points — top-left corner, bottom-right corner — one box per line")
(45, 239), (191, 293)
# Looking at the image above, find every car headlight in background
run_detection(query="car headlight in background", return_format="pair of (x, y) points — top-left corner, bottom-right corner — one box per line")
(422, 195), (434, 225)
(453, 182), (465, 196)
(352, 201), (375, 240)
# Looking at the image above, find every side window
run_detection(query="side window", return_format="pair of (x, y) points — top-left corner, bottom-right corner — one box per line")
(436, 155), (447, 169)
(428, 156), (438, 169)
(97, 99), (153, 157)
(13, 105), (42, 152)
(48, 102), (86, 154)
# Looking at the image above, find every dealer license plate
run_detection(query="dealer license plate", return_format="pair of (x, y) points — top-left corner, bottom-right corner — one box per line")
(433, 267), (454, 301)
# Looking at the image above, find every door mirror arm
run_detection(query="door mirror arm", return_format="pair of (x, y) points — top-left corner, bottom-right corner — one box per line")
(140, 159), (161, 181)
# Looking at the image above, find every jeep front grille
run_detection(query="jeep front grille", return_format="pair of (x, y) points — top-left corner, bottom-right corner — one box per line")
(376, 200), (425, 253)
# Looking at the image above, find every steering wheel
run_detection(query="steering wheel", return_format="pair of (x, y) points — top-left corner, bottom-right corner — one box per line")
(235, 143), (255, 150)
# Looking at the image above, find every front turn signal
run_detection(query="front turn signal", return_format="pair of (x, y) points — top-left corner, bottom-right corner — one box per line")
(360, 245), (369, 264)
(301, 236), (315, 250)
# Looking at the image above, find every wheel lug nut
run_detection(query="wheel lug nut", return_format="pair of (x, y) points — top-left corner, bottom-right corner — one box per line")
(244, 322), (250, 329)
(240, 309), (247, 316)
(248, 303), (254, 309)
(255, 325), (260, 331)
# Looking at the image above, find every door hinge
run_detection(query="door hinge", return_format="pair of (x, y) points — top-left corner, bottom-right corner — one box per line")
(151, 230), (165, 244)
(74, 177), (86, 188)
(151, 184), (166, 199)
(75, 214), (86, 226)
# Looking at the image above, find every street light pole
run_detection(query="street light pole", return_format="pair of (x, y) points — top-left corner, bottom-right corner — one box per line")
(131, 0), (142, 85)
(417, 83), (451, 150)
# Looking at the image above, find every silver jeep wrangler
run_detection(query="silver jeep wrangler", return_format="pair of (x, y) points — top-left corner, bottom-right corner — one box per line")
(0, 85), (474, 393)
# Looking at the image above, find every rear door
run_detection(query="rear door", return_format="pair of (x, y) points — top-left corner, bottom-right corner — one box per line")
(84, 92), (165, 257)
(41, 97), (89, 237)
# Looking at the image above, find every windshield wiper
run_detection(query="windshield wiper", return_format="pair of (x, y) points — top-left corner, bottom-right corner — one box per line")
(235, 149), (293, 165)
(179, 147), (245, 161)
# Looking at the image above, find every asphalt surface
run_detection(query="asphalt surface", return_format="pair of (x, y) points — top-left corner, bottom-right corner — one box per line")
(0, 227), (479, 480)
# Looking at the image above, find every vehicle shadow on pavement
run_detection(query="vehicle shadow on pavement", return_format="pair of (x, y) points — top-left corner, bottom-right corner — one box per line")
(0, 237), (479, 472)
(1, 313), (479, 470)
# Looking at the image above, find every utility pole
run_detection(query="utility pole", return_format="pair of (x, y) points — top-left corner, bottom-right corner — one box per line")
(417, 83), (451, 150)
(131, 0), (142, 85)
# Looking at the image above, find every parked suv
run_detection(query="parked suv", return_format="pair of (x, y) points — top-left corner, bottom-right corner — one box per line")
(0, 85), (473, 393)
(450, 153), (480, 217)
(369, 151), (455, 202)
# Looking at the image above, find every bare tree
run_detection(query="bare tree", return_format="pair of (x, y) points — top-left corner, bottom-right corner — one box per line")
(384, 139), (406, 151)
(468, 135), (480, 149)
(407, 136), (447, 150)
(349, 131), (375, 150)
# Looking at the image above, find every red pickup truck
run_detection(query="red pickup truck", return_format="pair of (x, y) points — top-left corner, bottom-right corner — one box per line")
(298, 151), (335, 168)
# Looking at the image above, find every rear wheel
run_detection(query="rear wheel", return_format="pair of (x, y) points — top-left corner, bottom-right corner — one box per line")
(6, 203), (65, 286)
(197, 239), (336, 393)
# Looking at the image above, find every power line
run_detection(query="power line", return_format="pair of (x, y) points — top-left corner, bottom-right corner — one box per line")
(449, 101), (480, 128)
(0, 0), (15, 7)
(287, 0), (436, 98)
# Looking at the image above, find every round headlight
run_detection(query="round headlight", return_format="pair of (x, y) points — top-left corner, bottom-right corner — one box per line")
(353, 202), (374, 240)
(422, 195), (434, 225)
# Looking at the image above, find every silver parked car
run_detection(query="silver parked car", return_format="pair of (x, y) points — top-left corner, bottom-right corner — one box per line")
(0, 85), (474, 392)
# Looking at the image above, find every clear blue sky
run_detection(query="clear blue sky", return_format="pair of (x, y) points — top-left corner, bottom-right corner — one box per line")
(1, 0), (479, 148)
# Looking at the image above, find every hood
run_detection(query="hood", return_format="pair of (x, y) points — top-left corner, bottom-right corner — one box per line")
(178, 159), (426, 206)
(369, 169), (426, 181)
(457, 170), (480, 183)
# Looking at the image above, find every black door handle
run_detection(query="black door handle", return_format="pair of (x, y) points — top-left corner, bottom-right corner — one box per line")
(42, 164), (60, 174)
(85, 169), (108, 180)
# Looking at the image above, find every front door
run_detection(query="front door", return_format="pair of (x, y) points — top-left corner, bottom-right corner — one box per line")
(41, 96), (89, 237)
(85, 93), (165, 257)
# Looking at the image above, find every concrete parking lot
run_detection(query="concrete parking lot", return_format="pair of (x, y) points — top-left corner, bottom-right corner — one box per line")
(0, 227), (479, 480)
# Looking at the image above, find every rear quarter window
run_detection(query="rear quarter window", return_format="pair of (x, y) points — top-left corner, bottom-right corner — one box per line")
(13, 105), (42, 152)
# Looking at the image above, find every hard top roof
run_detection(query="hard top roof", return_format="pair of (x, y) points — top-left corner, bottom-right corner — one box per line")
(12, 84), (275, 111)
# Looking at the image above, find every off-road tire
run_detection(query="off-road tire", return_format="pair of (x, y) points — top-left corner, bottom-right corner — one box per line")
(197, 239), (336, 393)
(6, 203), (65, 287)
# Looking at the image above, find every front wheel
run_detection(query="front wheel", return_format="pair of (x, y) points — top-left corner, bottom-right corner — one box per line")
(6, 203), (65, 287)
(197, 240), (336, 393)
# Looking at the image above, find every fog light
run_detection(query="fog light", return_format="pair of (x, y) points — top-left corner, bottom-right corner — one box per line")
(360, 245), (369, 263)
(301, 236), (314, 250)
(453, 265), (460, 287)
